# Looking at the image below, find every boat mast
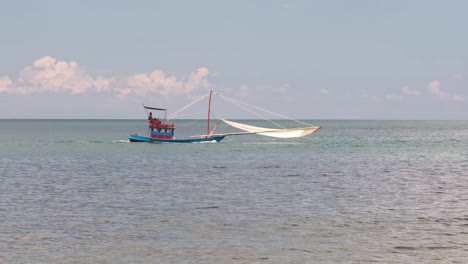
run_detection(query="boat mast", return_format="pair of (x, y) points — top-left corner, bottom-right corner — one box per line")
(207, 90), (212, 136)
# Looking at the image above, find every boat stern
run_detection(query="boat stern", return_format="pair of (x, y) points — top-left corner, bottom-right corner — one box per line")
(129, 134), (152, 142)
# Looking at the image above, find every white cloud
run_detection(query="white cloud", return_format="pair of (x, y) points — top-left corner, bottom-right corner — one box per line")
(428, 80), (445, 96)
(94, 77), (111, 92)
(122, 67), (211, 98)
(0, 56), (109, 95)
(0, 56), (212, 99)
(21, 56), (107, 94)
(185, 67), (211, 91)
(0, 76), (12, 93)
(401, 86), (421, 96)
(427, 80), (464, 102)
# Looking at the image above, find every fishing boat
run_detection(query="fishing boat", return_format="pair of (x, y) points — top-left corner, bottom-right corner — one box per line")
(129, 90), (320, 143)
(129, 91), (225, 143)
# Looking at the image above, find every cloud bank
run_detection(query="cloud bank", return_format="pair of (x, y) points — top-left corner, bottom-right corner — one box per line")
(0, 56), (212, 98)
(359, 82), (465, 104)
(427, 80), (464, 102)
(1, 56), (466, 109)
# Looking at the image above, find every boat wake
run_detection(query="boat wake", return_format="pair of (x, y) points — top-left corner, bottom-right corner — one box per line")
(198, 140), (220, 144)
(113, 139), (130, 143)
(241, 142), (302, 145)
(56, 140), (105, 144)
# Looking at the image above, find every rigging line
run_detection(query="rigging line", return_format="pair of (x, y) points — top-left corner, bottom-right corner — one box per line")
(218, 93), (313, 126)
(209, 105), (219, 121)
(171, 111), (206, 119)
(167, 92), (210, 120)
(207, 103), (228, 130)
(218, 95), (286, 128)
(142, 103), (148, 117)
(219, 95), (283, 128)
(216, 93), (315, 127)
(177, 119), (200, 127)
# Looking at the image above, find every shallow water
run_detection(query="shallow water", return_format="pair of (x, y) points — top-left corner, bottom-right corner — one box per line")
(1, 120), (467, 263)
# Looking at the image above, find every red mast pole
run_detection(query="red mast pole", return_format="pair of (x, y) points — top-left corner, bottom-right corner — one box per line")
(207, 90), (212, 136)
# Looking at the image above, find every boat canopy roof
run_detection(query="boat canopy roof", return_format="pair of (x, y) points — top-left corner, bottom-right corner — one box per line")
(144, 105), (166, 111)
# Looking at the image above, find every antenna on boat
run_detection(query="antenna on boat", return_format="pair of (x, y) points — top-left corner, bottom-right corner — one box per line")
(142, 103), (148, 116)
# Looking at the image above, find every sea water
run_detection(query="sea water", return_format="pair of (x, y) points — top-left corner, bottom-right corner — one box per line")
(0, 119), (467, 263)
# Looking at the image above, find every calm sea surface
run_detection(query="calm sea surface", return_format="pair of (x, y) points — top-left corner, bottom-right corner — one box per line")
(1, 119), (467, 263)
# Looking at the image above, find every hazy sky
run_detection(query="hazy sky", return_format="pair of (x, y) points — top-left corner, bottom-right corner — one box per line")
(1, 0), (467, 119)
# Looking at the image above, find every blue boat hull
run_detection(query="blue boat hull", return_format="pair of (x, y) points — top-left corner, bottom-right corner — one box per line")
(129, 134), (225, 143)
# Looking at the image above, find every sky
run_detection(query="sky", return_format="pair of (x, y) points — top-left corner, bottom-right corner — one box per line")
(1, 0), (467, 119)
